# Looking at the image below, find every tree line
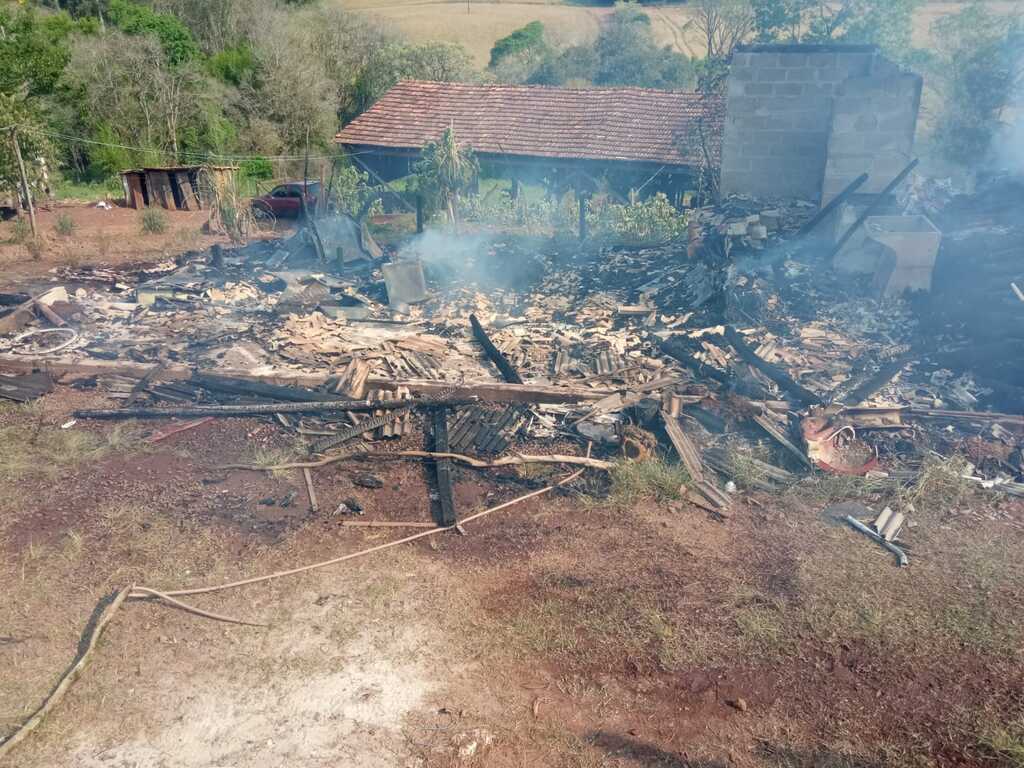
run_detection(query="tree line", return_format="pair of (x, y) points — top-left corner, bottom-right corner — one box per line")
(1, 0), (1020, 200)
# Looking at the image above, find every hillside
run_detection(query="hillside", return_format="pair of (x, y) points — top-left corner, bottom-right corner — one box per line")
(342, 0), (1021, 67)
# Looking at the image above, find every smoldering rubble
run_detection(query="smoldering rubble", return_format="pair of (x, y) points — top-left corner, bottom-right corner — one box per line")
(1, 173), (1023, 565)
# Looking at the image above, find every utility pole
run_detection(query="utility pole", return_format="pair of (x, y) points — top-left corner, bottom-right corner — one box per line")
(9, 128), (37, 238)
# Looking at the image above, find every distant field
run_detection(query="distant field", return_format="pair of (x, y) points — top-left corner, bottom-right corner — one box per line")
(339, 0), (1020, 68)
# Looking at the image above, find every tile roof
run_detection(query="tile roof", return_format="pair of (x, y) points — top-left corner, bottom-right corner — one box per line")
(335, 80), (723, 167)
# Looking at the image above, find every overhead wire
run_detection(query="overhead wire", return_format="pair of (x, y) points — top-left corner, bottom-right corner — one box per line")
(15, 125), (376, 163)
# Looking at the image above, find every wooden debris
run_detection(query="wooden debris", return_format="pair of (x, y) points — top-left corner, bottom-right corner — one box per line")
(144, 417), (214, 443)
(470, 313), (523, 384)
(725, 326), (821, 407)
(191, 373), (348, 403)
(661, 411), (704, 484)
(73, 399), (447, 420)
(0, 372), (54, 403)
(430, 407), (457, 526)
(334, 358), (371, 399)
(751, 412), (812, 468)
(302, 467), (319, 514)
(341, 520), (438, 529)
(0, 357), (616, 405)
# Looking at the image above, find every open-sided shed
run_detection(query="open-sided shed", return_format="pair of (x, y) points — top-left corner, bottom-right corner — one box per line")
(120, 165), (237, 211)
(334, 80), (723, 205)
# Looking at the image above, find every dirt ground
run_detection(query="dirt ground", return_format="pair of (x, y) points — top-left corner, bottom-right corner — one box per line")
(2, 385), (1024, 767)
(0, 202), (241, 283)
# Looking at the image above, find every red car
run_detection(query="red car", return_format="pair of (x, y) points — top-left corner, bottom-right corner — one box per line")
(251, 181), (321, 219)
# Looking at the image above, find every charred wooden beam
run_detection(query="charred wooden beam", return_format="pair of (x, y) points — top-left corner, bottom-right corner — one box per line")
(0, 356), (615, 404)
(826, 159), (919, 262)
(430, 407), (457, 526)
(190, 373), (347, 403)
(797, 172), (869, 238)
(469, 313), (523, 385)
(841, 357), (908, 406)
(74, 398), (472, 420)
(658, 335), (730, 384)
(723, 326), (822, 407)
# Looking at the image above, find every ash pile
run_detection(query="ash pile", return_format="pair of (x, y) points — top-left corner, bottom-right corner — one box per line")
(1, 172), (1022, 560)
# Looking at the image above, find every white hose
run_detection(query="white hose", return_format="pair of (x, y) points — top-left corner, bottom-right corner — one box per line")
(10, 327), (80, 355)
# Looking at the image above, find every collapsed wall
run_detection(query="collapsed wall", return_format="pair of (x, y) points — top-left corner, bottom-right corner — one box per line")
(720, 44), (922, 203)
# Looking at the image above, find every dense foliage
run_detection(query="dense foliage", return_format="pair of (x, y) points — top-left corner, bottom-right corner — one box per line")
(2, 0), (1018, 199)
(0, 0), (475, 191)
(925, 2), (1023, 165)
(489, 21), (545, 69)
(527, 5), (696, 90)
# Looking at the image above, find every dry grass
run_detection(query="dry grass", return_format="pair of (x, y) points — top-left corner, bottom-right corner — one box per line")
(502, 579), (684, 674)
(339, 0), (1009, 68)
(900, 453), (974, 518)
(0, 416), (145, 483)
(244, 443), (302, 477)
(979, 715), (1024, 768)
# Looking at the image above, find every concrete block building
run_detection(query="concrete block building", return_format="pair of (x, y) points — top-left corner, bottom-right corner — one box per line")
(720, 44), (922, 203)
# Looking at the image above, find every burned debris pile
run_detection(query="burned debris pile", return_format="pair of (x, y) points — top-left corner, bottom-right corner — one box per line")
(1, 178), (1022, 563)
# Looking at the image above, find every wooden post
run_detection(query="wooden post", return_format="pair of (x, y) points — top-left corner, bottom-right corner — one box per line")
(10, 129), (37, 238)
(415, 195), (424, 234)
(576, 183), (587, 242)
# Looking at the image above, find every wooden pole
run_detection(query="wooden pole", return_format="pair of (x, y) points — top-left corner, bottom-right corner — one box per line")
(10, 128), (37, 238)
(576, 182), (587, 242)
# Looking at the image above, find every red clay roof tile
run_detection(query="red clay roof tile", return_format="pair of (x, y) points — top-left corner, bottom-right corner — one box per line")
(335, 80), (723, 166)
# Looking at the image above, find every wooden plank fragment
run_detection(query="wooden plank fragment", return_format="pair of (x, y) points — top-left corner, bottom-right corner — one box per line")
(661, 410), (704, 484)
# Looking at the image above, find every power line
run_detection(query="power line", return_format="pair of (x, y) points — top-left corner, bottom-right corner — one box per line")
(19, 125), (372, 163)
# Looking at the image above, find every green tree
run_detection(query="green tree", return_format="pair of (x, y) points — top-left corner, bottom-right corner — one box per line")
(346, 41), (473, 123)
(0, 7), (96, 97)
(751, 0), (920, 58)
(63, 31), (222, 173)
(413, 127), (478, 224)
(529, 4), (695, 90)
(0, 94), (55, 202)
(107, 0), (201, 65)
(928, 2), (1023, 164)
(489, 21), (545, 68)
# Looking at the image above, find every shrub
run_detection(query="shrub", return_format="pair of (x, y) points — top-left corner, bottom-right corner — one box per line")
(588, 193), (688, 244)
(240, 157), (273, 182)
(10, 218), (31, 243)
(55, 212), (75, 236)
(140, 208), (167, 234)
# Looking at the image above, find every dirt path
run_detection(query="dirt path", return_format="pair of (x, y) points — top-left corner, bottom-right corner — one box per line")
(3, 390), (1024, 766)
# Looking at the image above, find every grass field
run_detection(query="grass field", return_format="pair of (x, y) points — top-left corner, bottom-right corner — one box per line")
(338, 0), (1021, 68)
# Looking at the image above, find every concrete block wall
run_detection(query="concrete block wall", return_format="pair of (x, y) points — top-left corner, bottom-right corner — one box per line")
(822, 58), (922, 202)
(720, 44), (919, 203)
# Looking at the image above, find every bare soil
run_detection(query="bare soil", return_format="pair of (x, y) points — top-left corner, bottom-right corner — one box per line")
(2, 386), (1024, 767)
(0, 202), (242, 284)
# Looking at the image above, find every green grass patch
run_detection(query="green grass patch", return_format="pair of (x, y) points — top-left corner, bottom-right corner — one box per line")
(54, 177), (121, 202)
(607, 457), (689, 507)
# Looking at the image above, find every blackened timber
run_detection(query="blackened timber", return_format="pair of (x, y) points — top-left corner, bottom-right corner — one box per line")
(723, 326), (822, 407)
(841, 357), (909, 405)
(797, 172), (869, 237)
(469, 314), (523, 384)
(75, 399), (471, 420)
(191, 373), (348, 403)
(827, 159), (920, 261)
(658, 335), (730, 384)
(430, 407), (457, 526)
